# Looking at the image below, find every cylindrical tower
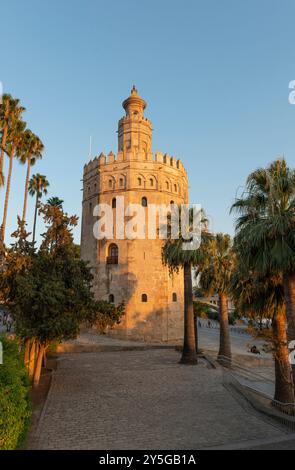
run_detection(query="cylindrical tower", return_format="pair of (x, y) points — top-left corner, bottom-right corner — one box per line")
(81, 87), (188, 342)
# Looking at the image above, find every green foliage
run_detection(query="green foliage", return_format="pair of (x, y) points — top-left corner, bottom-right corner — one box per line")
(193, 300), (212, 317)
(10, 250), (95, 344)
(231, 158), (295, 276)
(92, 301), (125, 334)
(199, 233), (235, 296)
(0, 335), (31, 450)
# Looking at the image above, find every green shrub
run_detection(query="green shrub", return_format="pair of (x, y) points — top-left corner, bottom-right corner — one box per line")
(0, 335), (31, 450)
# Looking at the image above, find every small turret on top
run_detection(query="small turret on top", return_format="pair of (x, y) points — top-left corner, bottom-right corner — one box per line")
(122, 85), (147, 120)
(118, 86), (152, 158)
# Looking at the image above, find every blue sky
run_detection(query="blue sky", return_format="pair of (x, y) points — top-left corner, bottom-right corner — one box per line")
(1, 0), (295, 244)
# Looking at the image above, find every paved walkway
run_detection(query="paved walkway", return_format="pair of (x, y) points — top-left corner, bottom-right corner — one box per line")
(31, 345), (288, 450)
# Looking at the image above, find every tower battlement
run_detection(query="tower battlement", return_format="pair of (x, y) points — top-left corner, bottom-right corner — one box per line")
(83, 151), (187, 176)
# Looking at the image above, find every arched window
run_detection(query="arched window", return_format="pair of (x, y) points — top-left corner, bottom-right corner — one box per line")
(141, 294), (148, 302)
(109, 294), (114, 303)
(107, 244), (118, 264)
(89, 202), (92, 213)
(174, 184), (177, 192)
(112, 198), (116, 209)
(138, 177), (142, 186)
(166, 181), (169, 190)
(108, 179), (113, 189)
(119, 178), (124, 187)
(170, 200), (174, 205)
(172, 292), (177, 302)
(141, 197), (147, 207)
(150, 178), (154, 187)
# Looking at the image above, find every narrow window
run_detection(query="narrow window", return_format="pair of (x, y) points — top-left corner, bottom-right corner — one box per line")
(138, 177), (142, 186)
(150, 178), (154, 187)
(174, 184), (177, 192)
(141, 197), (147, 207)
(109, 294), (114, 303)
(172, 292), (177, 302)
(107, 244), (118, 264)
(141, 294), (148, 302)
(112, 198), (116, 209)
(120, 178), (124, 187)
(109, 179), (113, 189)
(166, 181), (169, 190)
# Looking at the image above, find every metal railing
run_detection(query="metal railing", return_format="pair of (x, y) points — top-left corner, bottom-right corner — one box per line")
(198, 319), (249, 336)
(220, 355), (295, 430)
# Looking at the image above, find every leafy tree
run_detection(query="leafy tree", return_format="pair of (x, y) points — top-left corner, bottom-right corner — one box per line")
(91, 300), (125, 334)
(0, 205), (124, 387)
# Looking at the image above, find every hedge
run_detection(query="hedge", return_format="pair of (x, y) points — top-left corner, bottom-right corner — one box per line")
(0, 335), (31, 450)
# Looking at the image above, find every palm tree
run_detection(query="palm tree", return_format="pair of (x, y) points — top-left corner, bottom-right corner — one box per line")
(199, 233), (234, 364)
(29, 174), (49, 244)
(19, 130), (44, 222)
(47, 196), (64, 208)
(1, 119), (27, 244)
(231, 266), (294, 404)
(0, 94), (25, 186)
(162, 208), (209, 364)
(231, 159), (295, 386)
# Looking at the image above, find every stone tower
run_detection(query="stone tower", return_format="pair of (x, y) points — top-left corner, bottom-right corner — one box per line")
(81, 87), (188, 342)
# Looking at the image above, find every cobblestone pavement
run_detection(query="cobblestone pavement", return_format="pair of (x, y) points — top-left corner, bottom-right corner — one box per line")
(31, 349), (287, 450)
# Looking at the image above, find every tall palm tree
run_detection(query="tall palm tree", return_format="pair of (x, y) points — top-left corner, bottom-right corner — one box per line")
(199, 233), (234, 364)
(1, 119), (27, 244)
(29, 174), (49, 244)
(19, 130), (44, 222)
(162, 208), (209, 364)
(0, 94), (25, 186)
(231, 159), (295, 385)
(231, 265), (294, 404)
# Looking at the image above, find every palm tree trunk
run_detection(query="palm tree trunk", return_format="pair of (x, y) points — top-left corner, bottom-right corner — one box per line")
(273, 306), (294, 404)
(218, 292), (231, 365)
(22, 156), (31, 222)
(180, 262), (198, 364)
(283, 272), (295, 387)
(1, 145), (15, 243)
(33, 343), (45, 386)
(32, 191), (39, 245)
(194, 314), (199, 354)
(0, 124), (8, 182)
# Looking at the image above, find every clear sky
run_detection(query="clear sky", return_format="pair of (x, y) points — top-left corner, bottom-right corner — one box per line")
(1, 0), (295, 244)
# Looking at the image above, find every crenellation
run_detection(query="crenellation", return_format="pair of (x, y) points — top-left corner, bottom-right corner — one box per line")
(163, 153), (170, 165)
(108, 151), (115, 163)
